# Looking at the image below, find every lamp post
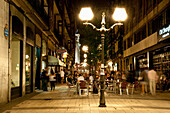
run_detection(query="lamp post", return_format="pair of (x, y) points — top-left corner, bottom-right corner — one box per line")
(79, 7), (127, 107)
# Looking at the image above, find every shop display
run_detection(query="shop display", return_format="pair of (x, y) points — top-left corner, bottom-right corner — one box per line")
(153, 52), (170, 73)
(139, 58), (148, 68)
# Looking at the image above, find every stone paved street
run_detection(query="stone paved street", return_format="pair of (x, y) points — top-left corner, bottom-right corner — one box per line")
(0, 84), (170, 113)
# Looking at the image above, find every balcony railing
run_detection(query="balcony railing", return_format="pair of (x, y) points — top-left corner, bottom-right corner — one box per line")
(27, 0), (49, 25)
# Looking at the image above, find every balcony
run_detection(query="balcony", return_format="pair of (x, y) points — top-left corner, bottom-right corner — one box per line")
(27, 0), (49, 26)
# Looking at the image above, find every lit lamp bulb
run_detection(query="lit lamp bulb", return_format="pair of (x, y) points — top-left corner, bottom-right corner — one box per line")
(79, 7), (94, 21)
(113, 8), (127, 21)
(82, 45), (88, 52)
(84, 54), (87, 58)
(83, 63), (87, 67)
(84, 59), (87, 62)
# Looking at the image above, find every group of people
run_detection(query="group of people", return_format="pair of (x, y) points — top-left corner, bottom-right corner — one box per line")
(66, 72), (94, 86)
(41, 67), (170, 95)
(105, 68), (169, 95)
(139, 68), (158, 95)
(41, 67), (65, 91)
(139, 68), (170, 95)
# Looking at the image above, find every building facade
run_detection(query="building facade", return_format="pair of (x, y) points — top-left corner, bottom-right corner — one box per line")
(0, 0), (76, 105)
(0, 0), (9, 105)
(123, 0), (170, 74)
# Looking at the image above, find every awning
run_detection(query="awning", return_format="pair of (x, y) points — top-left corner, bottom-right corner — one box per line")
(48, 56), (59, 65)
(48, 56), (66, 67)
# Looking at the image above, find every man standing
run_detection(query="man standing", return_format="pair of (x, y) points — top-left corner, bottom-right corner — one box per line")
(148, 68), (158, 95)
(139, 68), (149, 95)
(60, 69), (65, 84)
(41, 67), (48, 91)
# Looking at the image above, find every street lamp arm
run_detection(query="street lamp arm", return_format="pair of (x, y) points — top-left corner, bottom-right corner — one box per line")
(83, 22), (97, 30)
(83, 22), (123, 32)
(109, 22), (123, 30)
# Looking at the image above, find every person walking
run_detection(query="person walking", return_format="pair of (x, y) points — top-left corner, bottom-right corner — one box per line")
(49, 69), (56, 91)
(41, 67), (48, 91)
(60, 69), (65, 84)
(139, 68), (149, 95)
(148, 68), (158, 95)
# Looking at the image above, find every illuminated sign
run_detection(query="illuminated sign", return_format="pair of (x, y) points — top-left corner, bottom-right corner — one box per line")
(158, 24), (170, 42)
(159, 25), (170, 35)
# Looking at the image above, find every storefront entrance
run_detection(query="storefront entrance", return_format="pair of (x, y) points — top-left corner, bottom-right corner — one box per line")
(25, 44), (33, 93)
(11, 39), (23, 99)
(35, 47), (41, 89)
(11, 16), (23, 99)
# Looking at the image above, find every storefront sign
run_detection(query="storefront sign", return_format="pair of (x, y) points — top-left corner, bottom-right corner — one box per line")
(158, 24), (170, 42)
(36, 34), (42, 47)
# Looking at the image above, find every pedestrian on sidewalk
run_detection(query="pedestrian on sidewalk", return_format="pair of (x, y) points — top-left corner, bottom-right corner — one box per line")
(60, 69), (65, 84)
(148, 68), (158, 95)
(139, 68), (149, 95)
(41, 67), (48, 91)
(49, 69), (56, 91)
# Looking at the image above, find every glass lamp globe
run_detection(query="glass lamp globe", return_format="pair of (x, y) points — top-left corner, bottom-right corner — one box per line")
(79, 7), (94, 21)
(113, 8), (127, 21)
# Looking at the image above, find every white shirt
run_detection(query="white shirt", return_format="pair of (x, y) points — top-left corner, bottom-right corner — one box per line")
(78, 76), (84, 81)
(49, 75), (56, 81)
(60, 71), (65, 77)
(89, 76), (94, 83)
(148, 70), (158, 81)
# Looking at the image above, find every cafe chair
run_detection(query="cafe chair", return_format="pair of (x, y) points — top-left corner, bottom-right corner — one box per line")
(79, 80), (89, 96)
(119, 81), (129, 95)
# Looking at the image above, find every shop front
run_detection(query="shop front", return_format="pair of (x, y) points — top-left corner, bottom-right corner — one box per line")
(11, 16), (23, 99)
(133, 24), (170, 75)
(152, 46), (170, 74)
(35, 32), (42, 90)
(152, 24), (170, 74)
(25, 44), (33, 94)
(25, 26), (34, 94)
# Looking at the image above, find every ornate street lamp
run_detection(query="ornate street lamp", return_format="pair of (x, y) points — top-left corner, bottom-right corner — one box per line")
(79, 7), (127, 107)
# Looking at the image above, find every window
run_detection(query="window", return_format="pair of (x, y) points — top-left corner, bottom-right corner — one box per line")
(153, 0), (156, 7)
(134, 31), (141, 44)
(157, 0), (163, 4)
(11, 40), (21, 87)
(142, 25), (146, 39)
(148, 22), (152, 36)
(25, 44), (32, 87)
(146, 0), (152, 14)
(127, 36), (132, 48)
(166, 8), (170, 24)
(123, 40), (126, 50)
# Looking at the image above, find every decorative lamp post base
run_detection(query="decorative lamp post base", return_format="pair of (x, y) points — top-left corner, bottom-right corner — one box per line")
(99, 104), (106, 107)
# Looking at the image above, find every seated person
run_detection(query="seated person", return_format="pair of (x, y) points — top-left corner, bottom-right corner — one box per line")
(67, 74), (73, 85)
(89, 74), (94, 84)
(78, 74), (85, 82)
(122, 72), (126, 81)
